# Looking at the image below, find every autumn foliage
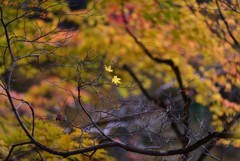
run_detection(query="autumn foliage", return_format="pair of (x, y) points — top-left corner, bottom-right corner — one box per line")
(0, 0), (239, 161)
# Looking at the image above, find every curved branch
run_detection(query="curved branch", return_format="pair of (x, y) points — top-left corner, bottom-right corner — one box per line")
(220, 0), (240, 14)
(0, 9), (14, 62)
(122, 64), (184, 140)
(5, 141), (33, 161)
(197, 112), (240, 161)
(3, 84), (240, 159)
(123, 64), (154, 101)
(0, 93), (36, 136)
(216, 0), (239, 49)
(120, 2), (191, 157)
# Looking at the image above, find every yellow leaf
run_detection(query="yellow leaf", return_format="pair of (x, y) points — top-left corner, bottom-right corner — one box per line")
(104, 65), (113, 72)
(112, 75), (122, 85)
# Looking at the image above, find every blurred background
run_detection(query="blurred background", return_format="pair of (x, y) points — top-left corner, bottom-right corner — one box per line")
(0, 0), (239, 160)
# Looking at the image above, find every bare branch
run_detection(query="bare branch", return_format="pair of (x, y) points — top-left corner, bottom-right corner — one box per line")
(220, 0), (240, 14)
(197, 112), (240, 161)
(120, 2), (191, 159)
(216, 0), (240, 49)
(5, 141), (33, 161)
(122, 64), (184, 141)
(123, 64), (154, 101)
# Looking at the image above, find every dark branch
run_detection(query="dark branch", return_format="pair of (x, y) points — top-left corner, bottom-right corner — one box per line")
(5, 141), (33, 161)
(220, 0), (240, 14)
(3, 84), (240, 159)
(216, 0), (239, 49)
(123, 64), (154, 101)
(122, 64), (184, 141)
(120, 2), (191, 159)
(197, 112), (240, 161)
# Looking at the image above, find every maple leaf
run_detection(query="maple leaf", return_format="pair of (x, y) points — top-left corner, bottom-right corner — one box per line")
(112, 75), (122, 85)
(104, 65), (113, 72)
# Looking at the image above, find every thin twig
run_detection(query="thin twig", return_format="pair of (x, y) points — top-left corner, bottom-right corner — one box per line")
(120, 2), (191, 159)
(5, 141), (33, 161)
(216, 0), (239, 49)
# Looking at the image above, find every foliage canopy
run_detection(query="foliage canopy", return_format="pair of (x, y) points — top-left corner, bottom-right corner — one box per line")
(0, 0), (239, 160)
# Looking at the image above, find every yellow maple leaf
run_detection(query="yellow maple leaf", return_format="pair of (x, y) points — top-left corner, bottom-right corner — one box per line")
(112, 75), (122, 85)
(104, 65), (113, 72)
